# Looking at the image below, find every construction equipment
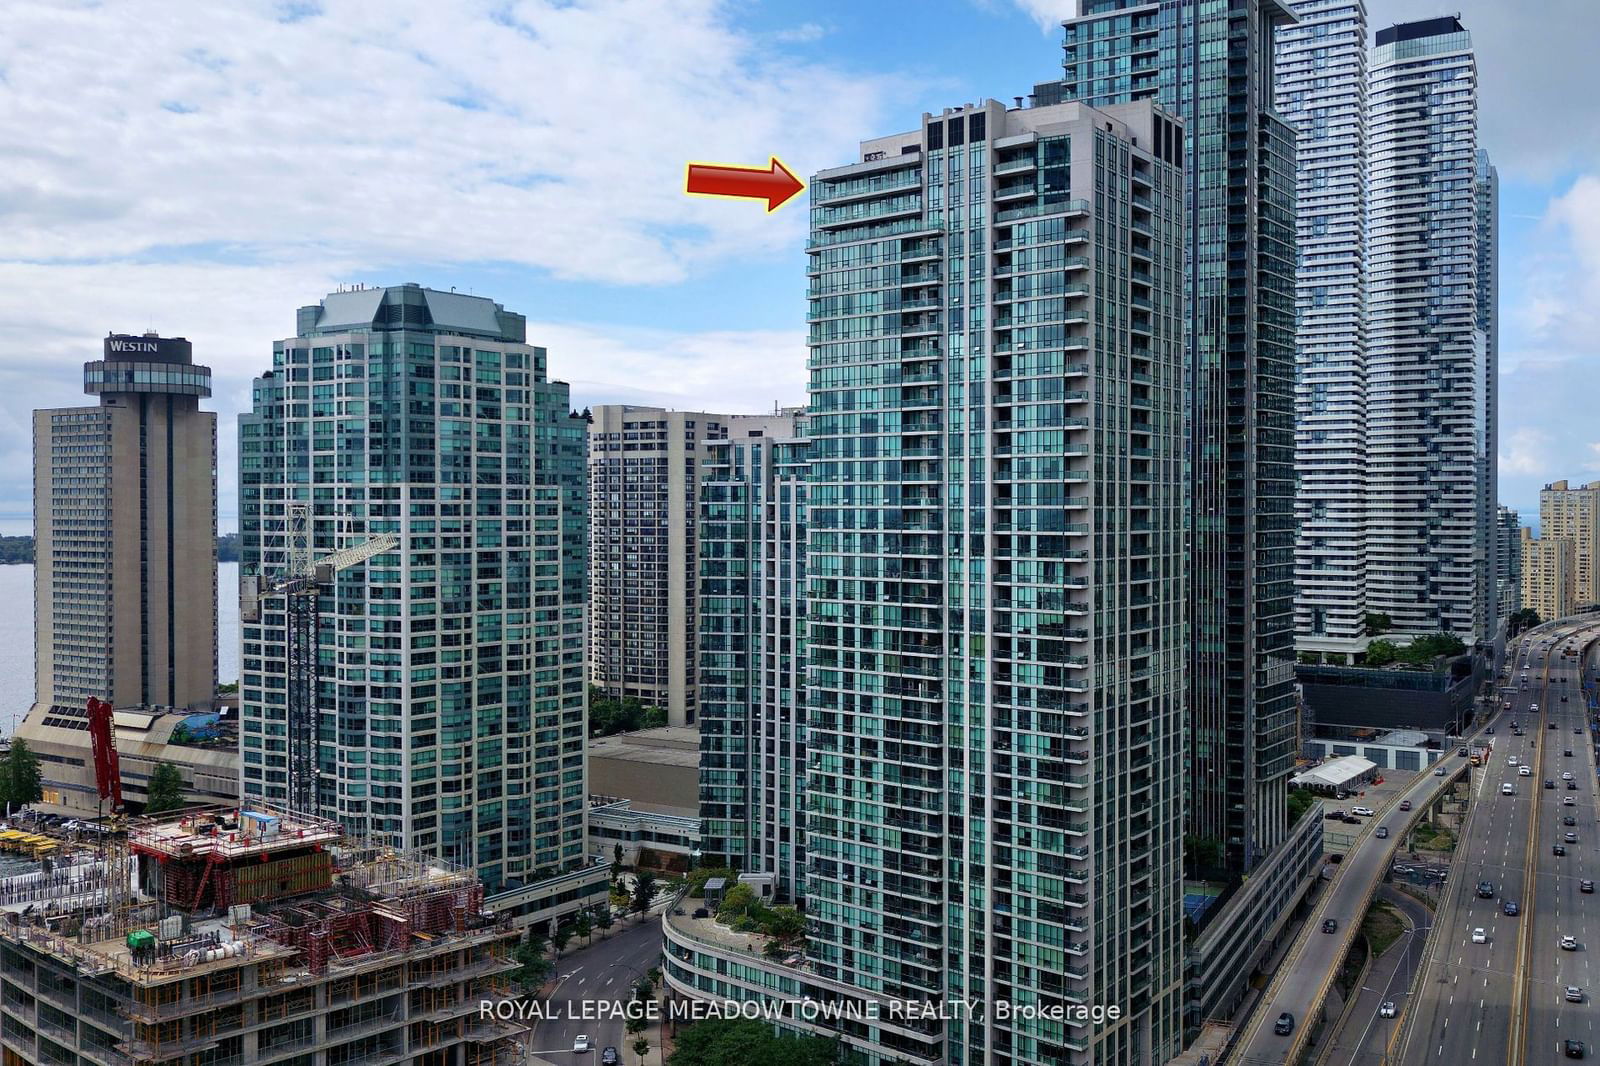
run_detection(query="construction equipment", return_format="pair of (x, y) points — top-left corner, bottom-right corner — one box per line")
(241, 503), (397, 814)
(86, 696), (123, 816)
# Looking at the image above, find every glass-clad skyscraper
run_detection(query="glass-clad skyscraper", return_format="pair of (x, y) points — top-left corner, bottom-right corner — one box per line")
(238, 284), (588, 894)
(1366, 17), (1492, 642)
(801, 96), (1187, 1066)
(697, 409), (811, 902)
(1050, 0), (1299, 873)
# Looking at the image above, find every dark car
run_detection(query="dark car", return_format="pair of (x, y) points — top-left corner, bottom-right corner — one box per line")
(1567, 816), (1579, 826)
(1459, 746), (1470, 756)
(1565, 1039), (1585, 1059)
(1570, 780), (1580, 790)
(601, 1048), (621, 1066)
(1323, 918), (1338, 933)
(692, 907), (710, 919)
(1275, 1012), (1295, 1036)
(1567, 750), (1575, 757)
(1486, 727), (1495, 735)
(1504, 900), (1520, 916)
(1555, 844), (1568, 856)
(1477, 880), (1496, 898)
(1581, 880), (1595, 893)
(1326, 810), (1346, 820)
(1548, 779), (1558, 789)
(1563, 695), (1570, 702)
(1553, 722), (1559, 729)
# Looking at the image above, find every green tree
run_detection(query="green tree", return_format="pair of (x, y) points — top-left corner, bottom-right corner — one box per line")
(3, 740), (43, 811)
(614, 842), (626, 870)
(511, 937), (552, 989)
(632, 870), (658, 922)
(1365, 639), (1399, 666)
(1287, 787), (1316, 827)
(145, 762), (185, 814)
(595, 904), (615, 939)
(633, 1036), (652, 1066)
(575, 910), (593, 947)
(666, 1019), (837, 1066)
(1364, 612), (1393, 637)
(552, 924), (573, 959)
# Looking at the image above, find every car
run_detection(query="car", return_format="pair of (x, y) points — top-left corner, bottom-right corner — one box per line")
(1578, 726), (1585, 734)
(1555, 844), (1568, 856)
(1564, 771), (1576, 781)
(1533, 704), (1541, 713)
(601, 1048), (621, 1066)
(1549, 779), (1558, 789)
(1563, 935), (1581, 951)
(1566, 796), (1577, 805)
(1571, 780), (1580, 790)
(1582, 880), (1595, 893)
(1351, 806), (1375, 817)
(1376, 826), (1389, 838)
(573, 1035), (593, 1053)
(1379, 1001), (1397, 1018)
(1400, 800), (1412, 812)
(1568, 750), (1576, 757)
(1569, 1038), (1588, 1059)
(1274, 1012), (1295, 1036)
(1472, 927), (1488, 944)
(1459, 746), (1470, 756)
(1507, 755), (1516, 765)
(1553, 722), (1559, 729)
(1342, 814), (1361, 824)
(1567, 815), (1579, 826)
(1326, 810), (1346, 820)
(1569, 987), (1586, 1004)
(692, 907), (710, 919)
(1564, 695), (1570, 702)
(1520, 766), (1532, 776)
(1487, 727), (1496, 735)
(1567, 832), (1579, 843)
(1503, 783), (1516, 795)
(1435, 766), (1447, 776)
(1323, 918), (1338, 933)
(1504, 900), (1520, 916)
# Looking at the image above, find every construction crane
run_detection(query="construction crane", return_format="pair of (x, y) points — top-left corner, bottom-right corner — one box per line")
(86, 695), (123, 817)
(242, 503), (397, 814)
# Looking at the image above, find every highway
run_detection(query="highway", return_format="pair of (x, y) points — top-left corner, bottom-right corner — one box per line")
(1230, 725), (1475, 1063)
(526, 916), (665, 1064)
(1395, 617), (1600, 1066)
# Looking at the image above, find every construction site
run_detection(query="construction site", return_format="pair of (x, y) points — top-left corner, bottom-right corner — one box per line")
(0, 804), (528, 1066)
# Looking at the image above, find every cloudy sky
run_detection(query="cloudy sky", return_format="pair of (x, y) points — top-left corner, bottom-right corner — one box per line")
(1, 0), (1595, 532)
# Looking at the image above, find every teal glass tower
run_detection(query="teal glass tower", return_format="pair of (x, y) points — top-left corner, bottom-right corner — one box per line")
(1050, 0), (1300, 874)
(238, 284), (589, 894)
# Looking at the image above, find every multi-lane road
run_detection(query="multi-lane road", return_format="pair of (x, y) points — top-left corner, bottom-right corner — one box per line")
(1398, 618), (1600, 1065)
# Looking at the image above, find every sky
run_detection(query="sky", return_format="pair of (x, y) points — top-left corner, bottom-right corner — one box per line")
(1, 0), (1596, 534)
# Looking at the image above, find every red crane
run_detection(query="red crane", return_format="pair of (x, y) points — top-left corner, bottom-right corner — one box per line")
(86, 696), (123, 815)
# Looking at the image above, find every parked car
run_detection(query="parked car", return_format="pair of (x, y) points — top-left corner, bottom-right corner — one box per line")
(1351, 806), (1375, 817)
(1275, 1012), (1295, 1036)
(1325, 810), (1346, 820)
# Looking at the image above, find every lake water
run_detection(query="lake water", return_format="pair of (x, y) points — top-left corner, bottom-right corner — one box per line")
(0, 562), (240, 723)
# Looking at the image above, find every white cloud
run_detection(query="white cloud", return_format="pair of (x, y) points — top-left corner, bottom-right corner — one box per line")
(1500, 427), (1554, 477)
(0, 0), (893, 284)
(1007, 0), (1078, 33)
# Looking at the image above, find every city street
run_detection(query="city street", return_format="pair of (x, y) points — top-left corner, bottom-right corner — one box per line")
(1397, 619), (1600, 1064)
(527, 915), (667, 1066)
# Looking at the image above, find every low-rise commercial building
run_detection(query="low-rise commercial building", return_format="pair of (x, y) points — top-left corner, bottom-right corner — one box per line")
(1291, 756), (1380, 795)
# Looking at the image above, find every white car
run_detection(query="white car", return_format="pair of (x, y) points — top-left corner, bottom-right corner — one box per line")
(1351, 806), (1375, 817)
(1502, 783), (1516, 795)
(1472, 928), (1488, 944)
(1565, 796), (1576, 806)
(1532, 703), (1540, 712)
(1379, 1001), (1397, 1018)
(1563, 771), (1575, 781)
(1568, 986), (1586, 1003)
(574, 1035), (593, 1053)
(1509, 756), (1519, 766)
(1561, 936), (1579, 951)
(1520, 766), (1532, 776)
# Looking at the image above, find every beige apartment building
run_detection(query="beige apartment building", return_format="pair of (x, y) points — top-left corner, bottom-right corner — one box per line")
(28, 333), (217, 732)
(1521, 526), (1576, 621)
(586, 405), (789, 725)
(1540, 479), (1600, 607)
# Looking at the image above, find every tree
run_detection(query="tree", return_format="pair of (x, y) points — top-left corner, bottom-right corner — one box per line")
(666, 1019), (837, 1066)
(511, 937), (552, 989)
(1365, 639), (1399, 667)
(552, 924), (573, 958)
(145, 763), (185, 814)
(3, 740), (43, 812)
(595, 903), (615, 939)
(1364, 612), (1393, 637)
(716, 882), (758, 921)
(632, 870), (658, 922)
(633, 1036), (651, 1066)
(1287, 787), (1316, 827)
(1183, 834), (1223, 876)
(614, 842), (626, 870)
(575, 910), (593, 947)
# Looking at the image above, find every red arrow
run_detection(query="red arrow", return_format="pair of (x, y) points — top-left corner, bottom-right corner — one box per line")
(685, 157), (806, 212)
